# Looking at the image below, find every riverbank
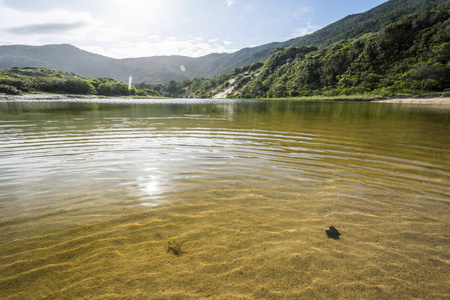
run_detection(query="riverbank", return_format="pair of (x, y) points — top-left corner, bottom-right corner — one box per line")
(0, 93), (170, 101)
(2, 93), (450, 104)
(372, 97), (450, 105)
(259, 94), (450, 104)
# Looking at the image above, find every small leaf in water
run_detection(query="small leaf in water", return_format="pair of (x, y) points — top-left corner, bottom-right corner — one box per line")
(326, 226), (341, 239)
(165, 240), (184, 256)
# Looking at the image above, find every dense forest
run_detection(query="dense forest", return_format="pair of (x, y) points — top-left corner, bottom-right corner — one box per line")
(238, 9), (450, 98)
(144, 9), (449, 99)
(280, 0), (450, 49)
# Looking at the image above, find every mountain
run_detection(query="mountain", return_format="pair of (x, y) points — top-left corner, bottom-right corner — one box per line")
(281, 0), (450, 48)
(0, 44), (190, 84)
(0, 44), (117, 77)
(0, 0), (448, 84)
(0, 43), (280, 84)
(183, 9), (450, 99)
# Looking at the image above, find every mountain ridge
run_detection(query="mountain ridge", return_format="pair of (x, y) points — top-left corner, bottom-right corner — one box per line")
(0, 0), (448, 84)
(280, 0), (450, 48)
(179, 9), (450, 99)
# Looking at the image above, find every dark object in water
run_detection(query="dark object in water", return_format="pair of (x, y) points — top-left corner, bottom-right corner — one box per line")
(165, 240), (184, 256)
(326, 226), (341, 239)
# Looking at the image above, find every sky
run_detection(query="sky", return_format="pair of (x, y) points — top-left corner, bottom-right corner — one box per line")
(0, 0), (389, 59)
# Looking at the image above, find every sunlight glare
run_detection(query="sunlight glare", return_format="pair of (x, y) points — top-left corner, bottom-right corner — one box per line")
(142, 176), (160, 196)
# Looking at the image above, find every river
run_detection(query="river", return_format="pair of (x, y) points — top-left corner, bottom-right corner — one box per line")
(0, 99), (449, 299)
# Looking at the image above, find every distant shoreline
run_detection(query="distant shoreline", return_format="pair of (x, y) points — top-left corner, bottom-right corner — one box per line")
(0, 93), (169, 101)
(1, 93), (450, 105)
(371, 97), (450, 105)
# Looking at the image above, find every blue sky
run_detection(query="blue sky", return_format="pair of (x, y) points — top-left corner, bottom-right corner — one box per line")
(0, 0), (388, 58)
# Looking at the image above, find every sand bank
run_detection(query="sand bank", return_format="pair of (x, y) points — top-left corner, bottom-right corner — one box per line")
(2, 93), (450, 104)
(373, 97), (450, 105)
(0, 93), (100, 101)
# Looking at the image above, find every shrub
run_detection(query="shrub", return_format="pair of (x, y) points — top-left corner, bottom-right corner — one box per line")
(97, 82), (130, 96)
(0, 84), (21, 95)
(61, 78), (96, 94)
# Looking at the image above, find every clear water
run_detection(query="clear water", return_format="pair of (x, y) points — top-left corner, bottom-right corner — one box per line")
(0, 99), (449, 299)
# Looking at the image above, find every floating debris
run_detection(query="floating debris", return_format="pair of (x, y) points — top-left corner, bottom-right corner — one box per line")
(165, 240), (184, 256)
(326, 226), (341, 239)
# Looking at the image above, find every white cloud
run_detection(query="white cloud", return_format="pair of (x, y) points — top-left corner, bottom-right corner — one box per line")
(0, 0), (292, 59)
(226, 0), (235, 7)
(0, 5), (94, 30)
(5, 22), (87, 36)
(283, 7), (311, 20)
(293, 7), (311, 18)
(293, 23), (322, 37)
(0, 1), (242, 58)
(0, 3), (103, 45)
(82, 37), (238, 59)
(0, 1), (238, 59)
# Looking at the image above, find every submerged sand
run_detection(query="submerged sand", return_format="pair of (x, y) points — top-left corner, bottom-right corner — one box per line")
(1, 96), (449, 299)
(1, 187), (449, 299)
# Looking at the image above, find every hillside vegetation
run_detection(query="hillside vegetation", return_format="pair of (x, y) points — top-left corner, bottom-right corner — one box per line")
(0, 0), (448, 84)
(1, 1), (448, 98)
(175, 10), (449, 99)
(281, 0), (450, 49)
(0, 67), (159, 97)
(2, 9), (448, 99)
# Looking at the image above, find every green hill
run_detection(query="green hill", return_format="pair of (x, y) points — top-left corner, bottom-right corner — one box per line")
(281, 0), (450, 48)
(182, 10), (450, 98)
(1, 0), (447, 84)
(0, 43), (280, 84)
(0, 67), (159, 97)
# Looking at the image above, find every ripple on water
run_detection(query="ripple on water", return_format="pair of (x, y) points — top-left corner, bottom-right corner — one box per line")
(0, 99), (449, 299)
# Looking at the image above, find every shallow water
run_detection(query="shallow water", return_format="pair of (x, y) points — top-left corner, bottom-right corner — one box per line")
(0, 99), (449, 299)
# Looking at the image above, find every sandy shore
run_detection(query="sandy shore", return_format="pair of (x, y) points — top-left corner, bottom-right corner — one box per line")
(2, 93), (450, 104)
(0, 93), (167, 100)
(0, 93), (100, 101)
(372, 97), (450, 105)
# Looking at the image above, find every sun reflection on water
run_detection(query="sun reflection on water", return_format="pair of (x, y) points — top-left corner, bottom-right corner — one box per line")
(137, 171), (167, 206)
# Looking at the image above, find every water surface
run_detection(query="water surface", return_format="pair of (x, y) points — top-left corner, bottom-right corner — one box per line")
(0, 99), (449, 299)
